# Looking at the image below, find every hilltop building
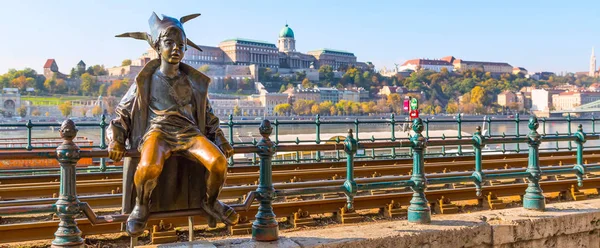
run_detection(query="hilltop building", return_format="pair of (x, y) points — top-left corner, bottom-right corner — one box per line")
(43, 59), (68, 80)
(441, 56), (513, 74)
(512, 67), (528, 75)
(138, 23), (367, 71)
(399, 59), (454, 72)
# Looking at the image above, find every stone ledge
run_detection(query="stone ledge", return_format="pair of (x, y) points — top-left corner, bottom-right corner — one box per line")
(211, 198), (600, 248)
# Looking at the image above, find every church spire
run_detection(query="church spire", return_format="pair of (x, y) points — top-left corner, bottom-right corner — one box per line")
(591, 47), (597, 77)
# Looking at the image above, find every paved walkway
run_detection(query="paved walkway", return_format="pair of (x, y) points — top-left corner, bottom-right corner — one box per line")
(142, 198), (600, 248)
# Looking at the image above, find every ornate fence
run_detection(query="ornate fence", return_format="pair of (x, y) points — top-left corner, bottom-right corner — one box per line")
(0, 116), (600, 246)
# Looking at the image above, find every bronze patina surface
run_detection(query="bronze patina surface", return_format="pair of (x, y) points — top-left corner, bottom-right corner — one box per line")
(107, 12), (237, 237)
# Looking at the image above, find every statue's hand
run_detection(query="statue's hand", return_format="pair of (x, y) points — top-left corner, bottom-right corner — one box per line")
(219, 143), (234, 159)
(108, 141), (126, 162)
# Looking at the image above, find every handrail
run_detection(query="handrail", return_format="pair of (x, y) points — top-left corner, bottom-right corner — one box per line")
(0, 115), (597, 246)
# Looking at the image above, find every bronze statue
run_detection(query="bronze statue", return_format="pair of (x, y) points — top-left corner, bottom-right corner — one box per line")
(107, 12), (238, 237)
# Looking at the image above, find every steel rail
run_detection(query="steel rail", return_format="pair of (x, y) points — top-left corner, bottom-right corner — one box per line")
(1, 176), (598, 244)
(1, 154), (597, 200)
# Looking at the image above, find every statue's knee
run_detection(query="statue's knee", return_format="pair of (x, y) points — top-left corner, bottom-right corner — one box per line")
(136, 161), (162, 181)
(209, 155), (227, 175)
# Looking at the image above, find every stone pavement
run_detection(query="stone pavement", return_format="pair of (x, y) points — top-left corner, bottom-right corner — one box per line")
(145, 198), (600, 248)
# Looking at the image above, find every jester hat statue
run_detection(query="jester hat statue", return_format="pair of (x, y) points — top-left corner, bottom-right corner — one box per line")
(108, 12), (238, 237)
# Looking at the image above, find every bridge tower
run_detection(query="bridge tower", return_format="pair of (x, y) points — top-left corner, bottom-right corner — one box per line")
(591, 47), (596, 77)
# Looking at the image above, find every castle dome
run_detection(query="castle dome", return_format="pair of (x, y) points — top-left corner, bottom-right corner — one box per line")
(279, 24), (294, 38)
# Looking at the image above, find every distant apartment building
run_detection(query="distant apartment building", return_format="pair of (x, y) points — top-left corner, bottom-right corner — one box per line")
(256, 83), (289, 115)
(552, 91), (600, 111)
(316, 87), (340, 103)
(338, 88), (363, 102)
(497, 91), (517, 107)
(441, 56), (513, 74)
(284, 86), (321, 103)
(209, 97), (264, 116)
(531, 89), (564, 112)
(399, 59), (454, 72)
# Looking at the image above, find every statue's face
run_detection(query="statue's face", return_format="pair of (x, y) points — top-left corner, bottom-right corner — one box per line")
(158, 28), (186, 64)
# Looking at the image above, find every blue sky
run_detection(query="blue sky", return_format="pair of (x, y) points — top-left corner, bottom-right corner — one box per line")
(1, 0), (599, 75)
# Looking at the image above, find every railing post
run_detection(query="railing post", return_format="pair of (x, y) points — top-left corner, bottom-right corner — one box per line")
(472, 126), (485, 197)
(52, 119), (84, 247)
(99, 114), (108, 172)
(408, 118), (431, 223)
(457, 114), (462, 155)
(485, 116), (492, 138)
(315, 114), (321, 162)
(390, 114), (396, 158)
(343, 129), (358, 211)
(523, 116), (545, 211)
(515, 113), (520, 152)
(227, 115), (234, 166)
(26, 120), (33, 151)
(567, 113), (573, 151)
(252, 120), (278, 241)
(574, 124), (587, 187)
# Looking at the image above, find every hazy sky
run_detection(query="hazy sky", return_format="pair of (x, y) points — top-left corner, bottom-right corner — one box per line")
(1, 0), (599, 75)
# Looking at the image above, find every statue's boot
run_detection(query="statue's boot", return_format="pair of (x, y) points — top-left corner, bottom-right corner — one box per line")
(203, 181), (239, 226)
(201, 199), (238, 227)
(126, 180), (155, 237)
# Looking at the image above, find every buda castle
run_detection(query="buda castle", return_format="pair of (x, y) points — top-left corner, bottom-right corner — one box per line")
(143, 24), (368, 71)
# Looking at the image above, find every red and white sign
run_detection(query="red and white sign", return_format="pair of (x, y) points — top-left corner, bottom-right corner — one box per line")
(403, 99), (410, 111)
(409, 110), (419, 118)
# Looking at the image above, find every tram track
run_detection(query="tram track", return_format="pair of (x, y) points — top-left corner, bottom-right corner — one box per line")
(1, 153), (598, 201)
(1, 176), (598, 243)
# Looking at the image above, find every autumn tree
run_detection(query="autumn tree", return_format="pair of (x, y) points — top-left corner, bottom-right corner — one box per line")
(107, 79), (129, 96)
(80, 73), (97, 96)
(233, 105), (241, 116)
(293, 99), (315, 115)
(121, 59), (132, 66)
(311, 104), (320, 115)
(386, 93), (403, 114)
(44, 78), (56, 93)
(318, 101), (334, 115)
(31, 108), (41, 116)
(55, 79), (68, 94)
(92, 105), (103, 117)
(470, 86), (486, 106)
(446, 99), (459, 114)
(58, 101), (73, 117)
(301, 78), (313, 88)
(274, 103), (291, 116)
(17, 106), (27, 117)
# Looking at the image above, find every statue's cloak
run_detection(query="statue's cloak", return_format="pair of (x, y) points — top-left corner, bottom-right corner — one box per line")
(107, 59), (228, 214)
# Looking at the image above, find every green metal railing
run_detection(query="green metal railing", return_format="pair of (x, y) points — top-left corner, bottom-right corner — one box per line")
(1, 116), (600, 245)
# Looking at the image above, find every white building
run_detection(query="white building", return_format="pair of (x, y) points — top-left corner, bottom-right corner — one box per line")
(256, 82), (289, 115)
(399, 59), (454, 72)
(531, 89), (550, 112)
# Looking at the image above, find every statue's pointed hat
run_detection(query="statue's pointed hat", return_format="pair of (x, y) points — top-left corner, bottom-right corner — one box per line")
(116, 12), (203, 52)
